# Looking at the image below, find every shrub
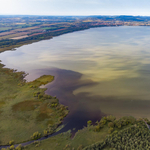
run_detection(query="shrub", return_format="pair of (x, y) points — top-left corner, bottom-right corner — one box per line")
(9, 145), (15, 150)
(9, 140), (14, 145)
(43, 95), (52, 99)
(16, 144), (22, 150)
(108, 122), (114, 128)
(87, 120), (92, 126)
(108, 127), (114, 134)
(44, 130), (48, 136)
(115, 121), (122, 129)
(51, 104), (55, 107)
(107, 115), (116, 122)
(100, 119), (107, 125)
(38, 94), (43, 99)
(112, 130), (118, 135)
(31, 131), (41, 140)
(94, 125), (100, 132)
(50, 102), (58, 107)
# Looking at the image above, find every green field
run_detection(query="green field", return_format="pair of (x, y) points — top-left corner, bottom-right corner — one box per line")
(0, 27), (12, 31)
(0, 62), (68, 145)
(23, 127), (109, 150)
(41, 27), (57, 30)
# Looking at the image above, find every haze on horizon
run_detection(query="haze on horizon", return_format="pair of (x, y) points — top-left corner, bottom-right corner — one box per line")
(0, 0), (150, 16)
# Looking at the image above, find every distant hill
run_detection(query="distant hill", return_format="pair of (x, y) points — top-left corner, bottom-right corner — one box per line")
(89, 15), (150, 21)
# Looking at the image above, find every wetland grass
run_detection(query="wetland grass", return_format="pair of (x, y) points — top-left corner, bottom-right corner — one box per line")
(0, 62), (69, 145)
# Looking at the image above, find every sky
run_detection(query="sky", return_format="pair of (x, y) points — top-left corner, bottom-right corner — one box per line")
(0, 0), (150, 16)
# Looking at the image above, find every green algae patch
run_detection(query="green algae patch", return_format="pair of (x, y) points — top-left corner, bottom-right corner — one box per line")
(0, 62), (69, 145)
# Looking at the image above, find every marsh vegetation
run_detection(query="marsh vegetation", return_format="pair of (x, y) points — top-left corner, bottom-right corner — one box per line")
(0, 62), (68, 145)
(17, 116), (150, 150)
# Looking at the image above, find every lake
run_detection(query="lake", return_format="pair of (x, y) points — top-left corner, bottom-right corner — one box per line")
(1, 26), (150, 133)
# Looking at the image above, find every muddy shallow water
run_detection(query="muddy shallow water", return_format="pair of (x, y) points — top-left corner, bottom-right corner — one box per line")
(1, 26), (150, 133)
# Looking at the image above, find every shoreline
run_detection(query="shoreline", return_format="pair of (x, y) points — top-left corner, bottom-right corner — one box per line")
(0, 25), (119, 53)
(1, 24), (149, 54)
(1, 25), (150, 149)
(0, 62), (69, 148)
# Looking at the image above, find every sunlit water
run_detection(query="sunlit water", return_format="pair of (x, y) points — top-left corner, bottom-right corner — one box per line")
(1, 26), (150, 132)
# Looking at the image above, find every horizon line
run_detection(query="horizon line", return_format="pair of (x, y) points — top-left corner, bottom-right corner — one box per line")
(1, 14), (150, 17)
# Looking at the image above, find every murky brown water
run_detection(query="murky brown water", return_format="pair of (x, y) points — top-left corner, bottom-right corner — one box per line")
(1, 26), (150, 132)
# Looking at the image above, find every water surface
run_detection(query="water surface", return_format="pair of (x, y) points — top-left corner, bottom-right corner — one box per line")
(1, 26), (150, 132)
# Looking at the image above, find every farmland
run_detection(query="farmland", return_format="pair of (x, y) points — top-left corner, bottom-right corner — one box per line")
(1, 15), (150, 53)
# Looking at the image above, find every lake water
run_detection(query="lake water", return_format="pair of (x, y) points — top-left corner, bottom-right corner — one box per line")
(1, 26), (150, 133)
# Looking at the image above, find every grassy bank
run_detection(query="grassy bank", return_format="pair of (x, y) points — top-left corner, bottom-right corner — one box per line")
(20, 116), (150, 150)
(0, 62), (69, 145)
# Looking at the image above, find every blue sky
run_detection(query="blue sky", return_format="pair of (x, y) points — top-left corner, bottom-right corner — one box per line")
(0, 0), (150, 16)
